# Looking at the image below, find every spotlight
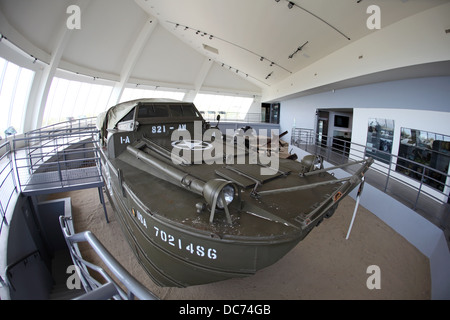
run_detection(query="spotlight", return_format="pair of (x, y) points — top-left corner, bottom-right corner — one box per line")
(288, 2), (294, 9)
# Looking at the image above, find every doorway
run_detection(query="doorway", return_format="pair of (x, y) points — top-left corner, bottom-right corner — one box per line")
(316, 108), (353, 152)
(317, 111), (329, 147)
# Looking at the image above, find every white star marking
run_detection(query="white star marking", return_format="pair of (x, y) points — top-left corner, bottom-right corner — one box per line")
(171, 140), (213, 151)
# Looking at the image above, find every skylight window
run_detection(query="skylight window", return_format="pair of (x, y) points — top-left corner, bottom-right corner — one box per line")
(0, 57), (35, 136)
(42, 77), (113, 126)
(193, 93), (253, 121)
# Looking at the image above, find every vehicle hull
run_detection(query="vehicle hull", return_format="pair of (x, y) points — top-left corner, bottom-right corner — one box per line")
(103, 154), (304, 287)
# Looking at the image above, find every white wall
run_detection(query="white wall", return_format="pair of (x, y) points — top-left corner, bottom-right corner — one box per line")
(263, 2), (450, 102)
(280, 75), (450, 299)
(279, 76), (450, 144)
(352, 108), (450, 149)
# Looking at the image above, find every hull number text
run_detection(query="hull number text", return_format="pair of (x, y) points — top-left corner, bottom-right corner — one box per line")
(154, 226), (217, 260)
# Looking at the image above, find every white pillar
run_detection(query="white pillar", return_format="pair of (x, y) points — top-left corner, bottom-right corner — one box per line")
(183, 58), (213, 103)
(107, 17), (158, 107)
(29, 0), (92, 130)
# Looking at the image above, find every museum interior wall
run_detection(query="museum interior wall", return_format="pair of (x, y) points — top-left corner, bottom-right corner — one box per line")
(262, 3), (450, 102)
(279, 75), (450, 299)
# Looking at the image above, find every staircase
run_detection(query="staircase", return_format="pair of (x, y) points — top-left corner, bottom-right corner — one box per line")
(59, 216), (158, 300)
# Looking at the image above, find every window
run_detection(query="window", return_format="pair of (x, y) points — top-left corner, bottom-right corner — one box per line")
(138, 104), (169, 118)
(120, 87), (185, 103)
(43, 77), (113, 126)
(169, 104), (200, 118)
(396, 128), (450, 191)
(170, 105), (183, 117)
(0, 57), (35, 136)
(193, 93), (253, 121)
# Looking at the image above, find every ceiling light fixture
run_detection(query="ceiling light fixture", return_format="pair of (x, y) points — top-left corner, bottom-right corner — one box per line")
(167, 21), (292, 75)
(275, 0), (351, 40)
(288, 41), (309, 59)
(218, 61), (271, 86)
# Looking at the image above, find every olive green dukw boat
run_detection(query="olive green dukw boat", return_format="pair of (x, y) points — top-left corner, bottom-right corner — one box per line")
(96, 99), (372, 287)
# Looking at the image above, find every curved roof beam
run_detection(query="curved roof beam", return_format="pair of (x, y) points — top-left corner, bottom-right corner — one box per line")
(30, 0), (92, 130)
(183, 57), (213, 102)
(108, 17), (158, 107)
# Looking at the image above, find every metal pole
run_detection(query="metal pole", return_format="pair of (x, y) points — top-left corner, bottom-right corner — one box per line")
(346, 176), (365, 240)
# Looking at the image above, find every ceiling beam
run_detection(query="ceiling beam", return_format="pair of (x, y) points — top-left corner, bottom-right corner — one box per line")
(183, 57), (214, 102)
(108, 17), (158, 107)
(27, 0), (92, 130)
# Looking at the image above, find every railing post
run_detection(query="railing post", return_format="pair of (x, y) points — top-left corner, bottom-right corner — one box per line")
(414, 168), (426, 210)
(384, 160), (392, 192)
(0, 275), (6, 287)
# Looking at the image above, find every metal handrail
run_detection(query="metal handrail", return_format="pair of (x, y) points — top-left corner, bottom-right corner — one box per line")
(4, 250), (40, 292)
(0, 140), (17, 234)
(59, 216), (158, 300)
(12, 126), (102, 193)
(25, 117), (96, 138)
(291, 128), (450, 210)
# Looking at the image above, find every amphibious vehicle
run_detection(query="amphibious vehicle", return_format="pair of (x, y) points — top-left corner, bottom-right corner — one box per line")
(96, 99), (372, 287)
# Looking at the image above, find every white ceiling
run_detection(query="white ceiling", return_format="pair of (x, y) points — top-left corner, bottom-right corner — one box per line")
(0, 0), (449, 98)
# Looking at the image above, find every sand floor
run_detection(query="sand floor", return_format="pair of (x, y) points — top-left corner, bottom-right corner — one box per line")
(47, 187), (431, 300)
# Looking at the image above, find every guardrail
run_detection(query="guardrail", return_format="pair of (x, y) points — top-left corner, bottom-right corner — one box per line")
(0, 140), (17, 235)
(25, 117), (97, 139)
(12, 126), (102, 194)
(202, 112), (265, 123)
(291, 128), (450, 210)
(1, 117), (156, 299)
(59, 216), (158, 300)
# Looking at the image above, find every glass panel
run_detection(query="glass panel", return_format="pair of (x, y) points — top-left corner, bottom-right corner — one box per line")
(366, 118), (395, 164)
(168, 104), (200, 118)
(10, 67), (34, 131)
(42, 77), (113, 126)
(193, 93), (253, 121)
(170, 105), (183, 117)
(120, 87), (185, 103)
(138, 104), (169, 118)
(397, 127), (450, 191)
(182, 104), (200, 117)
(0, 58), (35, 135)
